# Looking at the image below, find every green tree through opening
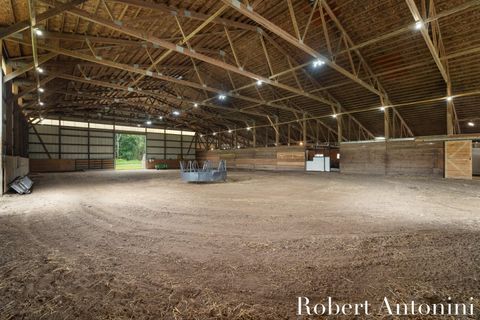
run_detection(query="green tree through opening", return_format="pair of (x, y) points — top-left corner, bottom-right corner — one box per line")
(115, 134), (145, 170)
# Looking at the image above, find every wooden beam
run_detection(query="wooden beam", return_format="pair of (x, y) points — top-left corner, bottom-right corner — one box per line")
(129, 4), (228, 86)
(59, 5), (341, 112)
(56, 73), (266, 119)
(320, 1), (414, 138)
(110, 0), (257, 32)
(6, 38), (285, 118)
(220, 0), (382, 96)
(405, 0), (449, 82)
(0, 0), (87, 40)
(3, 52), (57, 83)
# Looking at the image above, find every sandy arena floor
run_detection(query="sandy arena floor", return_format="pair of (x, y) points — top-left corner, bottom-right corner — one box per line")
(0, 170), (479, 319)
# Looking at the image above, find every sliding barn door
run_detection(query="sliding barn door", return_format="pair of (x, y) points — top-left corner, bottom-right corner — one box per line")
(445, 140), (472, 179)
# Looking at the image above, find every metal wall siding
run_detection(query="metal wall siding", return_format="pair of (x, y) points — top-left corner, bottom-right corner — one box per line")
(30, 124), (197, 162)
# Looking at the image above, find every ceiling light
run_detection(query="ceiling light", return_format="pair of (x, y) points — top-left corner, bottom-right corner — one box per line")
(228, 129), (232, 133)
(38, 87), (45, 93)
(218, 94), (226, 101)
(193, 103), (198, 108)
(34, 28), (43, 36)
(39, 101), (44, 106)
(415, 21), (423, 30)
(36, 67), (44, 73)
(313, 59), (325, 68)
(158, 116), (163, 120)
(213, 132), (217, 136)
(299, 141), (304, 146)
(172, 110), (180, 116)
(332, 114), (337, 118)
(446, 96), (453, 102)
(200, 134), (203, 138)
(375, 137), (386, 141)
(380, 106), (385, 111)
(246, 127), (251, 131)
(256, 79), (263, 86)
(468, 122), (475, 127)
(146, 120), (152, 125)
(137, 124), (141, 127)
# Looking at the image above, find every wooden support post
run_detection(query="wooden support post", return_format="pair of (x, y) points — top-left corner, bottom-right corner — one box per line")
(59, 117), (62, 159)
(337, 115), (342, 145)
(253, 125), (256, 148)
(265, 127), (268, 147)
(287, 123), (291, 146)
(163, 128), (167, 159)
(113, 110), (116, 161)
(384, 108), (391, 140)
(87, 121), (90, 168)
(275, 117), (279, 146)
(180, 130), (183, 159)
(234, 126), (238, 148)
(302, 114), (307, 147)
(447, 84), (454, 135)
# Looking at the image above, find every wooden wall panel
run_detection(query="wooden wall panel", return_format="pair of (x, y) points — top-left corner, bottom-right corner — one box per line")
(445, 140), (472, 179)
(341, 140), (444, 177)
(386, 141), (444, 176)
(340, 143), (387, 175)
(30, 159), (76, 172)
(196, 146), (305, 171)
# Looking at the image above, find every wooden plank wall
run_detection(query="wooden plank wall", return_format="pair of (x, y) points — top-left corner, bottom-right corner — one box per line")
(445, 140), (472, 179)
(196, 146), (305, 171)
(30, 159), (76, 172)
(340, 140), (444, 177)
(30, 159), (115, 172)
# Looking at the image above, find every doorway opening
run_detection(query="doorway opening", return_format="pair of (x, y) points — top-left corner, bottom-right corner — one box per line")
(115, 133), (146, 170)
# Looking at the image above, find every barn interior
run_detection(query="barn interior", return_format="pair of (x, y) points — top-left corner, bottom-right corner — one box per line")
(1, 0), (480, 318)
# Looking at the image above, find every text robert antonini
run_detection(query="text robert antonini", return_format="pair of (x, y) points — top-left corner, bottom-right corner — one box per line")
(297, 296), (476, 317)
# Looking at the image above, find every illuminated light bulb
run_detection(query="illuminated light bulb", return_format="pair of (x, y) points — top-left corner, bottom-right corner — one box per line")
(256, 80), (263, 86)
(468, 122), (475, 127)
(313, 59), (325, 68)
(415, 21), (423, 30)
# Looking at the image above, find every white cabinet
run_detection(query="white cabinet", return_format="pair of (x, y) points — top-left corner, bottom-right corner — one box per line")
(306, 156), (330, 172)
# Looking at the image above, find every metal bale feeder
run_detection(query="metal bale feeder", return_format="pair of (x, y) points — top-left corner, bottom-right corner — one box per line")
(180, 160), (227, 183)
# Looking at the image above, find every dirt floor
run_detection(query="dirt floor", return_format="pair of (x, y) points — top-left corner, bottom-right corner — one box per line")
(0, 170), (479, 319)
